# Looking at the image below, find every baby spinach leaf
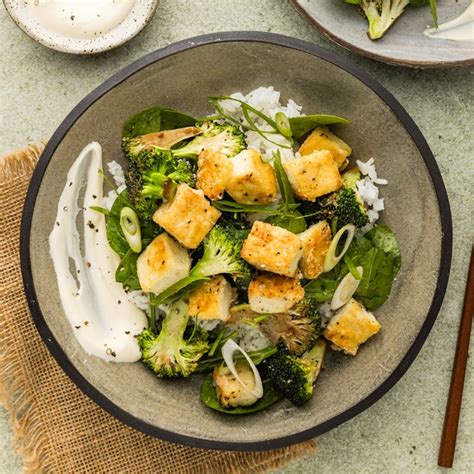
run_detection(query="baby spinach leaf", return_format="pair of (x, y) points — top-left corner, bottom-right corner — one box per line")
(200, 373), (282, 414)
(304, 262), (348, 302)
(365, 225), (401, 277)
(115, 250), (141, 291)
(353, 248), (395, 310)
(122, 107), (196, 139)
(289, 114), (350, 140)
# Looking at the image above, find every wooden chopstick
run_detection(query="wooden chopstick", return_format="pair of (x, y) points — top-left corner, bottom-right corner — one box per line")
(438, 245), (474, 468)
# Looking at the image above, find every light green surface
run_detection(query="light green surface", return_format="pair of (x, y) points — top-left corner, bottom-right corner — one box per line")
(0, 0), (472, 472)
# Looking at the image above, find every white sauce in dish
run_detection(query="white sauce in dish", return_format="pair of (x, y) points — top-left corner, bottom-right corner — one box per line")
(28, 0), (136, 40)
(49, 142), (147, 362)
(424, 1), (474, 42)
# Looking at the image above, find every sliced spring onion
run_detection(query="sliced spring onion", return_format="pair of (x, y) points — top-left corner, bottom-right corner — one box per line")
(330, 266), (364, 311)
(221, 339), (264, 399)
(323, 223), (356, 273)
(120, 207), (142, 253)
(275, 112), (292, 138)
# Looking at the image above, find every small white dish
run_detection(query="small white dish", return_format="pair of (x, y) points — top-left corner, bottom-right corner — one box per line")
(3, 0), (159, 55)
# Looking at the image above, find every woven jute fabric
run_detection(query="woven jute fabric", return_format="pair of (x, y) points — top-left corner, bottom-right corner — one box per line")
(0, 145), (316, 473)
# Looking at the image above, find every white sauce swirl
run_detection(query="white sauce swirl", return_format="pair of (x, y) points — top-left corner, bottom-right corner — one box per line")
(424, 1), (474, 42)
(49, 142), (147, 362)
(28, 0), (136, 40)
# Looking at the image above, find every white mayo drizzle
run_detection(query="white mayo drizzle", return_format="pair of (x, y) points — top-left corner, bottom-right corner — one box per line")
(49, 142), (148, 362)
(28, 0), (136, 40)
(424, 1), (474, 42)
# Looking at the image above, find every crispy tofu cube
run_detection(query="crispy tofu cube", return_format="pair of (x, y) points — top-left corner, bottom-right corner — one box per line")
(283, 150), (342, 201)
(153, 183), (221, 249)
(299, 221), (332, 279)
(298, 126), (352, 169)
(225, 149), (277, 204)
(248, 273), (304, 313)
(196, 149), (232, 200)
(324, 299), (381, 356)
(241, 221), (303, 277)
(213, 362), (259, 407)
(137, 233), (191, 294)
(188, 276), (233, 322)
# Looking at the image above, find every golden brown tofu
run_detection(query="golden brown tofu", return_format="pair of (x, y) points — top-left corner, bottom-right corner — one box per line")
(136, 233), (191, 294)
(188, 275), (233, 322)
(153, 183), (221, 249)
(240, 221), (303, 277)
(196, 149), (232, 200)
(248, 273), (305, 313)
(298, 126), (352, 169)
(283, 150), (342, 201)
(298, 221), (332, 279)
(324, 299), (381, 356)
(213, 362), (259, 407)
(225, 149), (278, 204)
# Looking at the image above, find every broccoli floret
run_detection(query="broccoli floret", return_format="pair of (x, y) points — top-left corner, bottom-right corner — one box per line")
(191, 221), (251, 281)
(125, 148), (196, 222)
(301, 168), (368, 230)
(136, 300), (209, 378)
(346, 0), (410, 40)
(261, 340), (326, 406)
(172, 121), (246, 159)
(122, 127), (201, 159)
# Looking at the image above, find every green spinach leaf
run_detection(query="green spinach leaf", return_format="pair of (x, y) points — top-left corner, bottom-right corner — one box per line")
(289, 114), (350, 140)
(115, 250), (141, 291)
(304, 262), (348, 302)
(122, 106), (196, 139)
(365, 225), (401, 277)
(200, 373), (282, 414)
(353, 247), (395, 310)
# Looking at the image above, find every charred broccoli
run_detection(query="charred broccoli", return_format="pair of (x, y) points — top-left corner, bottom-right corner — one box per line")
(172, 121), (246, 159)
(122, 126), (201, 159)
(125, 148), (196, 221)
(136, 301), (209, 378)
(261, 340), (326, 406)
(301, 167), (368, 230)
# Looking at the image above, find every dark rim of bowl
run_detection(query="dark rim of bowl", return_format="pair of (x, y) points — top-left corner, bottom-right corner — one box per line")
(289, 0), (474, 69)
(20, 31), (452, 452)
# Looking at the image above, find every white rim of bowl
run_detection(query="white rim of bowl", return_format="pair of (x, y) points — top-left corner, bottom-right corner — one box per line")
(3, 0), (159, 55)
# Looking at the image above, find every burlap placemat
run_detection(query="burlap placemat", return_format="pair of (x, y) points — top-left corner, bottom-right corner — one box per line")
(0, 145), (316, 473)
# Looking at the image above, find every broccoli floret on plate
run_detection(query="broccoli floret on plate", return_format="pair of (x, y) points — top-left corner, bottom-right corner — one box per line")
(172, 121), (246, 159)
(261, 339), (326, 406)
(136, 301), (208, 378)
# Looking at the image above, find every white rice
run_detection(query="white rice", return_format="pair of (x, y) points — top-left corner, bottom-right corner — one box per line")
(356, 158), (387, 231)
(220, 86), (303, 162)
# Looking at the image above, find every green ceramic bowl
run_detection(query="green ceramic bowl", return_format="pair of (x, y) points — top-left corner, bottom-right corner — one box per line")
(21, 32), (452, 451)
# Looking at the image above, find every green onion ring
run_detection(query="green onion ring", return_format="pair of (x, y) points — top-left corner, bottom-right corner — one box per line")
(275, 112), (292, 138)
(120, 206), (142, 253)
(323, 224), (356, 273)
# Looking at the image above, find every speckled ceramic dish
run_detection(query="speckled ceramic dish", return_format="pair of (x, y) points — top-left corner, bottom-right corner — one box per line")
(3, 0), (159, 54)
(290, 0), (474, 68)
(21, 32), (452, 450)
